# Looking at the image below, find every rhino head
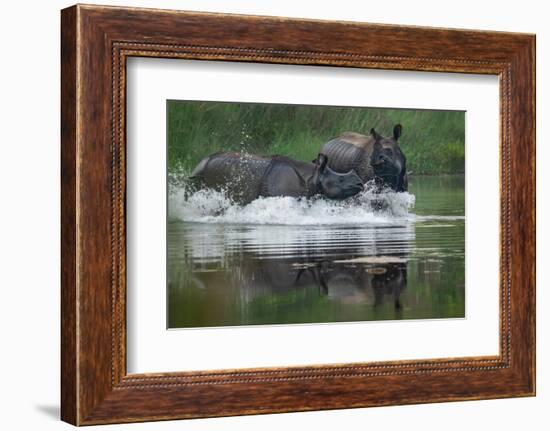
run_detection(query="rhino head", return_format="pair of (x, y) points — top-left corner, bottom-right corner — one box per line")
(370, 124), (407, 192)
(313, 154), (364, 200)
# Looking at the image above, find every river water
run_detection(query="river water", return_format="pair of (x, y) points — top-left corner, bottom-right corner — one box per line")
(167, 175), (465, 328)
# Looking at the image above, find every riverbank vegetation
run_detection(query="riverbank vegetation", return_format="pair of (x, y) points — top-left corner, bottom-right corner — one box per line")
(168, 101), (465, 175)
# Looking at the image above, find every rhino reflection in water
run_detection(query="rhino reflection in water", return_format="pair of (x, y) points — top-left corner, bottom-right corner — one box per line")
(190, 152), (364, 205)
(234, 256), (407, 311)
(320, 124), (408, 192)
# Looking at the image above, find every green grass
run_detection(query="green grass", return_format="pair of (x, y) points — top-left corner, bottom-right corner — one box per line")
(167, 100), (465, 175)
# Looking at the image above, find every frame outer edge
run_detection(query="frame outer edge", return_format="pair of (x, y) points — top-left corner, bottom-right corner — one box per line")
(523, 34), (536, 394)
(527, 35), (536, 395)
(61, 5), (79, 426)
(61, 4), (536, 425)
(531, 35), (536, 396)
(507, 35), (536, 395)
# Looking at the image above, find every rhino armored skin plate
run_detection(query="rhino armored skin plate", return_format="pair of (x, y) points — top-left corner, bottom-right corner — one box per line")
(61, 4), (535, 425)
(321, 125), (408, 191)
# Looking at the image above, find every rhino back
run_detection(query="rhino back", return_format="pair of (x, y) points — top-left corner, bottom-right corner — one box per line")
(321, 132), (375, 182)
(191, 152), (271, 203)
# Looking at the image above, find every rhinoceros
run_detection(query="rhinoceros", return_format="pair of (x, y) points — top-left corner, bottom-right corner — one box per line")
(320, 124), (408, 192)
(189, 152), (364, 204)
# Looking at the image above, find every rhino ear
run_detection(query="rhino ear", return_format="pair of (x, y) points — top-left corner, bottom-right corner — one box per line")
(316, 153), (328, 172)
(370, 128), (384, 141)
(393, 124), (403, 141)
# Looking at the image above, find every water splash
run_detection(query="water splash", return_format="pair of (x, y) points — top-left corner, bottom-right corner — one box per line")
(169, 180), (417, 226)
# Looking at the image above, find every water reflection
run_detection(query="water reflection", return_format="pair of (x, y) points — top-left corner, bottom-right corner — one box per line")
(168, 223), (425, 327)
(191, 227), (410, 310)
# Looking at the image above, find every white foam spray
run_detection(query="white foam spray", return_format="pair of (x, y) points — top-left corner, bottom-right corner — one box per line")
(169, 180), (418, 226)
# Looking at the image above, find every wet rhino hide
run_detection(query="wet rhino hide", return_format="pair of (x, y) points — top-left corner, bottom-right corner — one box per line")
(320, 124), (408, 192)
(189, 152), (364, 205)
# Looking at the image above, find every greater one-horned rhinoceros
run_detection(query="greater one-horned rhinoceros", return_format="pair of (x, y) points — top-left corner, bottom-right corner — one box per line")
(320, 124), (408, 192)
(189, 152), (364, 204)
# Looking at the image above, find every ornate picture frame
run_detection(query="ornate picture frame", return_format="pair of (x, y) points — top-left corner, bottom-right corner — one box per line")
(61, 4), (535, 425)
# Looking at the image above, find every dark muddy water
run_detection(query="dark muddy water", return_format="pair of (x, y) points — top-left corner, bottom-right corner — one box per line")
(167, 175), (465, 328)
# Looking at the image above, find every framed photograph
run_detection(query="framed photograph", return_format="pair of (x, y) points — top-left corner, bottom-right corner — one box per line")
(61, 4), (535, 425)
